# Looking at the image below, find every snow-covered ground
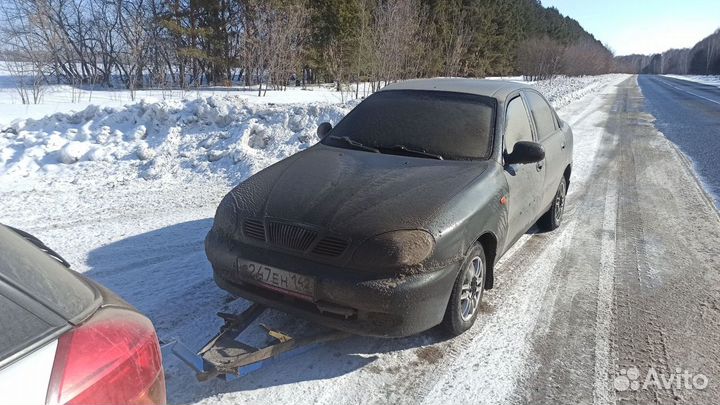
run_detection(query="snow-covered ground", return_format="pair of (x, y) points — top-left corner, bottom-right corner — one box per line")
(0, 74), (627, 404)
(1, 97), (352, 184)
(664, 74), (720, 88)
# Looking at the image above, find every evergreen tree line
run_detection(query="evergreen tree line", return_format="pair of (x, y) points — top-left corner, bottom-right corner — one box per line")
(615, 29), (720, 75)
(0, 0), (614, 97)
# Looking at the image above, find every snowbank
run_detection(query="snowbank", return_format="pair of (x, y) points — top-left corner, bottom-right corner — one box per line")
(0, 75), (623, 184)
(0, 85), (359, 128)
(1, 97), (353, 183)
(533, 74), (625, 109)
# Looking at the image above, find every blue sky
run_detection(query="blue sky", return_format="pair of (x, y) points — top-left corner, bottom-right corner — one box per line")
(542, 0), (720, 56)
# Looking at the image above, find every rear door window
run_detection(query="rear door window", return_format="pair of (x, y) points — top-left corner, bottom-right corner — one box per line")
(0, 293), (56, 362)
(525, 91), (558, 140)
(505, 96), (534, 153)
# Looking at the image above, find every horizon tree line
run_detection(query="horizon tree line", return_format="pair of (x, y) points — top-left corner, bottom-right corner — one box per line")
(1, 0), (617, 104)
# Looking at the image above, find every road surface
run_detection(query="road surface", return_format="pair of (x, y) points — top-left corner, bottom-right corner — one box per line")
(638, 75), (720, 207)
(508, 76), (720, 404)
(2, 75), (720, 405)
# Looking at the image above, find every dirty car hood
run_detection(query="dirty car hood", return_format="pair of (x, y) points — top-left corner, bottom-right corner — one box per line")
(224, 145), (490, 238)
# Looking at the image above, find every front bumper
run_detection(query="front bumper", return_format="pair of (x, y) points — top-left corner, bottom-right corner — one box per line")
(205, 227), (459, 337)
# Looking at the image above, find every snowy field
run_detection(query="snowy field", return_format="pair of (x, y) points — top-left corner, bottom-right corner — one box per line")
(664, 74), (720, 88)
(0, 74), (627, 404)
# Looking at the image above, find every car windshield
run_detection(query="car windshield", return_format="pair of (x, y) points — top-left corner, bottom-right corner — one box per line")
(322, 90), (496, 160)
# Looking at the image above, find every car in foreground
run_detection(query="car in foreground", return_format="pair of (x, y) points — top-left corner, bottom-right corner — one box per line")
(205, 78), (573, 337)
(0, 225), (166, 405)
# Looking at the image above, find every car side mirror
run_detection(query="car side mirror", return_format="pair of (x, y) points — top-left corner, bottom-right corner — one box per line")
(505, 141), (545, 165)
(317, 122), (332, 139)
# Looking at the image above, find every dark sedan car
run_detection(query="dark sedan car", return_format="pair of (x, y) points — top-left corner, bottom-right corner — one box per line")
(0, 225), (166, 404)
(206, 78), (573, 337)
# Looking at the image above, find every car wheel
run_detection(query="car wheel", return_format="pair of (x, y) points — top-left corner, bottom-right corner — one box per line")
(538, 177), (567, 232)
(442, 243), (486, 336)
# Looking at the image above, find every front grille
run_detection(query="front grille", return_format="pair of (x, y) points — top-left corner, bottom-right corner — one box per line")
(267, 221), (317, 251)
(243, 219), (266, 241)
(312, 236), (349, 257)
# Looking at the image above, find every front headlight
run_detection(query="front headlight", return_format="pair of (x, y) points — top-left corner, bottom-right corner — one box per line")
(351, 230), (435, 270)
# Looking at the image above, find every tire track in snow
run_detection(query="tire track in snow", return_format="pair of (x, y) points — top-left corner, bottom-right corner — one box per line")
(593, 158), (618, 405)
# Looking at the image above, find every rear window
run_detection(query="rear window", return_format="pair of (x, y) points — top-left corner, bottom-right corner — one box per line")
(0, 293), (55, 362)
(0, 226), (98, 322)
(323, 90), (496, 160)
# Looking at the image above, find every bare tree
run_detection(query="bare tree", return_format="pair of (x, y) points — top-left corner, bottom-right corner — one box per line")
(436, 6), (470, 77)
(3, 58), (47, 104)
(517, 36), (565, 81)
(562, 39), (613, 76)
(370, 0), (426, 85)
(239, 0), (308, 96)
(265, 1), (308, 92)
(1, 0), (53, 103)
(116, 0), (154, 98)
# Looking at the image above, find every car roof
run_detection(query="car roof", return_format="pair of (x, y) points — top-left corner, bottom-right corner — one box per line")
(380, 78), (533, 101)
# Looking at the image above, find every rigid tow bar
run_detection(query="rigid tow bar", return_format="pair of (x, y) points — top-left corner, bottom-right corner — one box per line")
(161, 303), (350, 381)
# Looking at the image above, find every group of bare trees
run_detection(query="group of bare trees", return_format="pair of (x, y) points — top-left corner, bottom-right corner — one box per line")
(0, 0), (440, 102)
(517, 36), (613, 81)
(0, 0), (313, 100)
(0, 0), (622, 104)
(2, 0), (157, 91)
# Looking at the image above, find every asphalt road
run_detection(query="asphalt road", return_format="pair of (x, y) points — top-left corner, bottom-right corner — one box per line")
(637, 75), (720, 206)
(507, 76), (720, 404)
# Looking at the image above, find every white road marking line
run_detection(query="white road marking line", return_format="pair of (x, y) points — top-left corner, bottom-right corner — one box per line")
(593, 172), (618, 405)
(657, 77), (720, 106)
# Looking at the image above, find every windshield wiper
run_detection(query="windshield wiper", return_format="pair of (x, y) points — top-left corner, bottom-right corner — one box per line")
(380, 145), (443, 160)
(328, 135), (380, 153)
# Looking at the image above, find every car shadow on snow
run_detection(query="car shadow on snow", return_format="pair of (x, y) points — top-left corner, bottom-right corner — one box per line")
(84, 219), (451, 404)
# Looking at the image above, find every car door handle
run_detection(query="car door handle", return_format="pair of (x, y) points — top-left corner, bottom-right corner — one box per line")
(561, 143), (566, 150)
(536, 161), (544, 171)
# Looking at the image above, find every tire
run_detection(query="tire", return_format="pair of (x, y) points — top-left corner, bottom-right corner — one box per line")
(442, 243), (486, 336)
(538, 176), (567, 232)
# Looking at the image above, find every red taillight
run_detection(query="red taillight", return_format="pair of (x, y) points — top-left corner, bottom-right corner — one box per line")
(46, 308), (166, 405)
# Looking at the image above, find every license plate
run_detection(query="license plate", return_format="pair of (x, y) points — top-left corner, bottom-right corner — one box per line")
(236, 258), (315, 299)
